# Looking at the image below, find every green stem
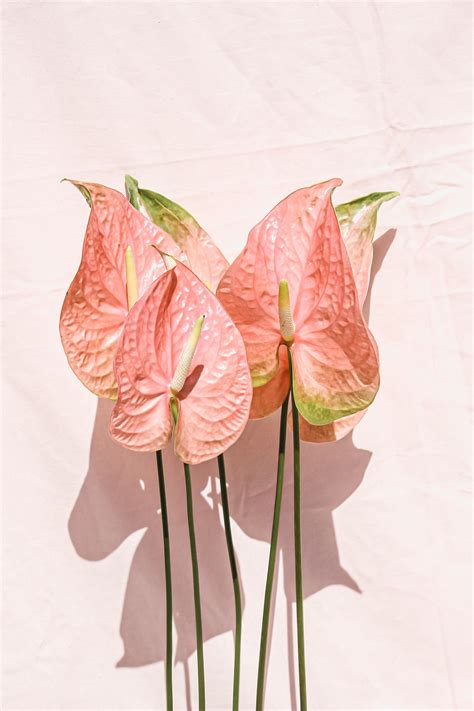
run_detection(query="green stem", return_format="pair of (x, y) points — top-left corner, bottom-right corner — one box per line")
(156, 451), (173, 711)
(183, 463), (205, 710)
(288, 350), (307, 711)
(217, 454), (242, 711)
(256, 392), (290, 710)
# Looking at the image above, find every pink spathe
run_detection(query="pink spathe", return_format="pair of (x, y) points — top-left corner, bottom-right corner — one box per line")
(2, 1), (471, 710)
(110, 261), (252, 464)
(217, 179), (380, 425)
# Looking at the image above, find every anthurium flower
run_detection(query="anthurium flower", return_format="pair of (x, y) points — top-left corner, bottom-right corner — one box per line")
(125, 175), (229, 292)
(60, 181), (183, 400)
(230, 187), (398, 440)
(217, 178), (380, 428)
(109, 259), (252, 464)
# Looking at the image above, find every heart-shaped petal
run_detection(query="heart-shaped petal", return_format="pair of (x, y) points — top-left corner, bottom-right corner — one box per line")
(110, 261), (252, 464)
(248, 187), (396, 429)
(336, 191), (399, 302)
(59, 181), (183, 399)
(126, 176), (229, 293)
(217, 179), (342, 387)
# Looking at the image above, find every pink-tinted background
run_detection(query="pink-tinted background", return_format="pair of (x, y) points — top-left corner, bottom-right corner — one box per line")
(2, 2), (472, 710)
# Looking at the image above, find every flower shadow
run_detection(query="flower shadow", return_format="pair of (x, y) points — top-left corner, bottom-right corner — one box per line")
(68, 407), (240, 671)
(68, 229), (395, 703)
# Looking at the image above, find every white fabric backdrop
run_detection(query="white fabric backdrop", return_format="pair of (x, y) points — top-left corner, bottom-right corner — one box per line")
(2, 2), (472, 710)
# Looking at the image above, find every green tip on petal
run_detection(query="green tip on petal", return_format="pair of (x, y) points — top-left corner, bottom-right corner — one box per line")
(125, 245), (139, 310)
(170, 315), (205, 395)
(335, 190), (399, 230)
(137, 186), (202, 252)
(124, 174), (141, 211)
(140, 188), (197, 228)
(337, 190), (399, 210)
(278, 279), (295, 343)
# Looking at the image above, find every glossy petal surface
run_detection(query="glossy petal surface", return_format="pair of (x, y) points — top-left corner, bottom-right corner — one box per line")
(336, 191), (399, 302)
(217, 179), (342, 387)
(110, 262), (252, 463)
(130, 176), (229, 292)
(60, 181), (182, 399)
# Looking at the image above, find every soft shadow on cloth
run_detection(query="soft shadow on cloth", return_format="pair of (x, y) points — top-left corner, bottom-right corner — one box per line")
(68, 230), (396, 689)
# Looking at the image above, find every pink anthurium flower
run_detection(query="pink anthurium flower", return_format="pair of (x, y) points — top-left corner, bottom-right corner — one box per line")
(59, 181), (183, 400)
(217, 178), (380, 429)
(237, 188), (398, 442)
(109, 258), (252, 465)
(125, 175), (229, 293)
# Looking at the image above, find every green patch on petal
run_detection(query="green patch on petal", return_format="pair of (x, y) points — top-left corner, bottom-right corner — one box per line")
(252, 372), (273, 388)
(292, 374), (378, 426)
(124, 176), (229, 291)
(250, 349), (283, 389)
(335, 191), (399, 302)
(293, 392), (355, 425)
(124, 174), (141, 210)
(335, 191), (399, 238)
(126, 175), (202, 251)
(169, 396), (179, 425)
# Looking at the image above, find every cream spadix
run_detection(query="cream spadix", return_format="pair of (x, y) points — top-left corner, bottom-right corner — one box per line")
(125, 246), (139, 310)
(278, 280), (295, 343)
(170, 315), (205, 395)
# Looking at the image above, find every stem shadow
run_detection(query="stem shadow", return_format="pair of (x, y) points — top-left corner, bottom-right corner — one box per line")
(68, 417), (241, 668)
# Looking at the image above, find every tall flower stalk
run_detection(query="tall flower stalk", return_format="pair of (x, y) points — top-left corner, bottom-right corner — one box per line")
(217, 454), (242, 711)
(255, 392), (289, 709)
(288, 349), (306, 710)
(183, 461), (205, 708)
(155, 450), (173, 710)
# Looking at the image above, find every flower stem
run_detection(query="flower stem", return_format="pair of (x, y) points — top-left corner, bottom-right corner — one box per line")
(156, 451), (173, 711)
(256, 392), (290, 710)
(288, 350), (307, 711)
(183, 463), (205, 710)
(217, 454), (242, 711)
